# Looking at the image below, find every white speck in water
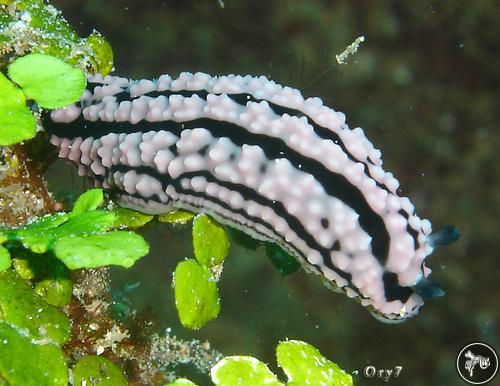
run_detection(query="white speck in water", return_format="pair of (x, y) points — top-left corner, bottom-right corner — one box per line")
(20, 12), (32, 23)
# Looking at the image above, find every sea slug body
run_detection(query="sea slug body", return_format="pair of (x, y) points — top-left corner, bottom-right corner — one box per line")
(42, 72), (452, 322)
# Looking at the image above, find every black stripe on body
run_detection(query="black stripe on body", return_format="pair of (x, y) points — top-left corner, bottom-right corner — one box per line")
(111, 90), (390, 191)
(383, 272), (413, 303)
(42, 113), (390, 265)
(398, 209), (420, 249)
(110, 89), (369, 166)
(108, 164), (357, 286)
(82, 84), (390, 190)
(59, 88), (403, 246)
(93, 163), (362, 297)
(76, 85), (416, 254)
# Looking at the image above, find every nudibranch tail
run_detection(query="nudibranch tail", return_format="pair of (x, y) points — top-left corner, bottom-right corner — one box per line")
(42, 71), (451, 322)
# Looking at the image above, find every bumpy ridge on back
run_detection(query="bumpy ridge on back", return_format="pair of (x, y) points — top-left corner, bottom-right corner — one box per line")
(43, 72), (436, 322)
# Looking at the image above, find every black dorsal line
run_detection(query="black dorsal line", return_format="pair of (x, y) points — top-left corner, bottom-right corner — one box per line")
(98, 164), (356, 289)
(51, 85), (390, 194)
(42, 113), (391, 265)
(115, 165), (355, 284)
(111, 88), (359, 163)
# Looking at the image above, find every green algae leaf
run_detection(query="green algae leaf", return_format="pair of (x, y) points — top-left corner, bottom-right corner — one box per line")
(16, 0), (78, 43)
(2, 0), (113, 73)
(12, 253), (37, 281)
(165, 379), (199, 386)
(71, 188), (104, 216)
(16, 212), (71, 234)
(0, 71), (37, 145)
(192, 214), (229, 267)
(15, 210), (116, 253)
(0, 71), (26, 107)
(0, 323), (68, 386)
(53, 210), (116, 235)
(276, 340), (353, 386)
(85, 32), (114, 76)
(72, 355), (127, 386)
(11, 249), (72, 307)
(53, 231), (149, 269)
(0, 245), (11, 272)
(8, 53), (86, 109)
(265, 243), (301, 276)
(34, 274), (72, 307)
(158, 209), (195, 224)
(0, 271), (70, 345)
(210, 356), (284, 386)
(112, 207), (154, 228)
(174, 259), (220, 329)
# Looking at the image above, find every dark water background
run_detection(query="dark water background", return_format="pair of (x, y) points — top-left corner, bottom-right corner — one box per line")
(46, 1), (499, 385)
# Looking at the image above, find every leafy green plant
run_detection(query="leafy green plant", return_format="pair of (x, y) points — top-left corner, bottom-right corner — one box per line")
(8, 53), (86, 109)
(163, 213), (229, 329)
(158, 209), (195, 224)
(0, 189), (148, 384)
(72, 355), (128, 386)
(174, 258), (221, 329)
(0, 270), (70, 385)
(166, 340), (353, 386)
(1, 188), (151, 310)
(1, 0), (114, 147)
(163, 210), (301, 330)
(0, 189), (149, 270)
(0, 52), (86, 145)
(0, 70), (36, 145)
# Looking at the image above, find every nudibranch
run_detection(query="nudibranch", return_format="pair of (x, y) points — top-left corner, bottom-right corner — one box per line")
(41, 72), (458, 322)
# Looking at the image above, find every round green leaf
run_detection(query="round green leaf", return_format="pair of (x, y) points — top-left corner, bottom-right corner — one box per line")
(12, 249), (72, 307)
(158, 209), (195, 224)
(72, 355), (127, 386)
(276, 340), (353, 386)
(192, 214), (229, 267)
(53, 231), (149, 269)
(0, 245), (11, 272)
(15, 211), (116, 254)
(174, 259), (220, 329)
(0, 323), (68, 386)
(12, 254), (36, 280)
(210, 356), (283, 386)
(112, 207), (154, 228)
(8, 53), (86, 108)
(0, 71), (25, 107)
(71, 188), (104, 216)
(34, 275), (73, 307)
(0, 72), (36, 146)
(0, 271), (71, 345)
